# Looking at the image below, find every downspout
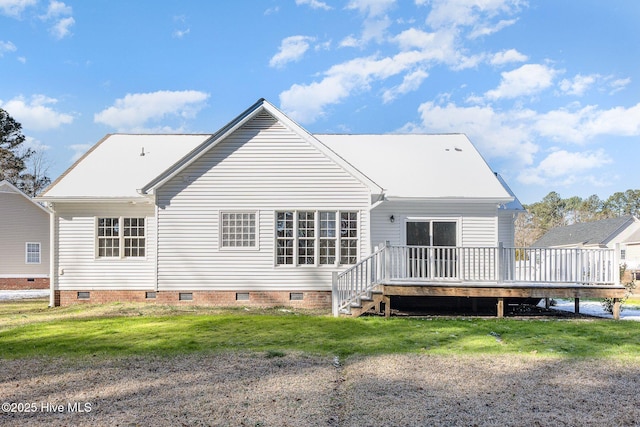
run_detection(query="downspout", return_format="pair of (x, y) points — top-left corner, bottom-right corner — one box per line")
(48, 203), (56, 307)
(155, 194), (159, 292)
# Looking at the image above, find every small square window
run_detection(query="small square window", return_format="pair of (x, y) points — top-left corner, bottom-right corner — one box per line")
(221, 212), (257, 248)
(145, 291), (156, 299)
(179, 292), (193, 301)
(236, 292), (250, 301)
(77, 291), (90, 300)
(290, 292), (304, 301)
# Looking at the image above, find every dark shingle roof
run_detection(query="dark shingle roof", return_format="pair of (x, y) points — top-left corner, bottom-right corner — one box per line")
(533, 216), (635, 247)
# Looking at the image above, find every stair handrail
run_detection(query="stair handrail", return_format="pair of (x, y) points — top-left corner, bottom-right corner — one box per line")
(332, 244), (387, 316)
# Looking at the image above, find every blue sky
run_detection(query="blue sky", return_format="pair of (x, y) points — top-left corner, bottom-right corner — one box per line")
(1, 0), (639, 204)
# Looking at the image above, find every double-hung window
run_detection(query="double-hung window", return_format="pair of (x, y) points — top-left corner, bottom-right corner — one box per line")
(97, 217), (146, 258)
(25, 242), (41, 264)
(276, 210), (358, 266)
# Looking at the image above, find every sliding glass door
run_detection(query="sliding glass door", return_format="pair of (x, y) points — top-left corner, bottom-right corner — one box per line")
(406, 220), (458, 279)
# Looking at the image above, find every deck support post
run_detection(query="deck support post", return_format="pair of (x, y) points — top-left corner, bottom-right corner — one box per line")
(545, 298), (550, 309)
(331, 272), (338, 317)
(613, 298), (621, 320)
(496, 298), (504, 318)
(384, 296), (390, 319)
(574, 298), (580, 315)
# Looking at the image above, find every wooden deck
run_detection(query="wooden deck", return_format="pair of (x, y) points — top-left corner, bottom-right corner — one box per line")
(332, 244), (626, 319)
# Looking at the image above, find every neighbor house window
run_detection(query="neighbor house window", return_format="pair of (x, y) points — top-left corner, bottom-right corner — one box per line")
(275, 210), (358, 266)
(97, 217), (145, 258)
(26, 242), (41, 264)
(221, 212), (257, 248)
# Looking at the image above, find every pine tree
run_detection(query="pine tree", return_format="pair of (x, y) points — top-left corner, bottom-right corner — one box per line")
(0, 108), (50, 195)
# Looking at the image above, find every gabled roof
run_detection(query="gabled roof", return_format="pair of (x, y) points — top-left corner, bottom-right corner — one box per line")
(0, 180), (50, 214)
(316, 133), (514, 201)
(533, 216), (637, 247)
(139, 98), (382, 195)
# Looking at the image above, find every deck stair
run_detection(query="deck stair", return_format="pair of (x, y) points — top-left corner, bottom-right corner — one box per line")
(341, 287), (387, 317)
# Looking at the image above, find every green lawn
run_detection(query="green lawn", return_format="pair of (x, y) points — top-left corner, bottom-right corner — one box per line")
(1, 299), (639, 360)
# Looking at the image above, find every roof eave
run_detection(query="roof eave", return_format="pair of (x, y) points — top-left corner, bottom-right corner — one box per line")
(35, 196), (154, 204)
(383, 195), (515, 204)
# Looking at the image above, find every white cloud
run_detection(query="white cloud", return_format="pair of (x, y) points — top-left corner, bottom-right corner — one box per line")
(93, 90), (210, 132)
(0, 94), (74, 131)
(342, 0), (396, 47)
(518, 149), (612, 186)
(40, 1), (74, 39)
(0, 40), (17, 56)
(50, 16), (74, 39)
(346, 0), (396, 17)
(269, 36), (316, 68)
(382, 68), (429, 103)
(559, 74), (597, 96)
(469, 18), (517, 39)
(534, 103), (640, 143)
(173, 28), (190, 38)
(608, 77), (630, 95)
(280, 52), (426, 122)
(490, 49), (528, 65)
(485, 64), (559, 100)
(425, 0), (522, 30)
(295, 0), (331, 10)
(0, 0), (36, 17)
(172, 15), (190, 39)
(40, 0), (71, 19)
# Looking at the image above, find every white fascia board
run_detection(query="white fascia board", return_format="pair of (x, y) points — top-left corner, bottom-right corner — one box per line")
(382, 196), (515, 204)
(35, 196), (154, 204)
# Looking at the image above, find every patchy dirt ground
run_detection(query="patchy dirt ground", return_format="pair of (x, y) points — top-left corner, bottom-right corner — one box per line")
(1, 353), (639, 426)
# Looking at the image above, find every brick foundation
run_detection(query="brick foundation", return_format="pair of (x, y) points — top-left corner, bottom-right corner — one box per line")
(55, 290), (332, 310)
(0, 277), (49, 290)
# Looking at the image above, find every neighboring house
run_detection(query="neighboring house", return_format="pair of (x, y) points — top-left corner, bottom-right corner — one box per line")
(38, 98), (524, 308)
(533, 215), (640, 250)
(0, 180), (50, 290)
(533, 215), (640, 276)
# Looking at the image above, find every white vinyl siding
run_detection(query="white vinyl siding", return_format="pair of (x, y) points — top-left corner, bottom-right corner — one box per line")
(0, 190), (49, 276)
(54, 203), (155, 290)
(156, 112), (371, 291)
(370, 200), (504, 248)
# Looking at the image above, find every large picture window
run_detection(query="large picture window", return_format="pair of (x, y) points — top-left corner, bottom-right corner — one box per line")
(221, 212), (257, 248)
(276, 210), (358, 266)
(97, 217), (145, 258)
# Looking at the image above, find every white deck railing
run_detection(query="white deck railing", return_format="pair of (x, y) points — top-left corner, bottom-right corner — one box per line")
(332, 244), (619, 316)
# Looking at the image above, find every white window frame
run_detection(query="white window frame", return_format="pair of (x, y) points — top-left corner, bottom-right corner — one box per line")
(95, 216), (147, 259)
(275, 210), (359, 267)
(25, 242), (41, 264)
(219, 211), (259, 250)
